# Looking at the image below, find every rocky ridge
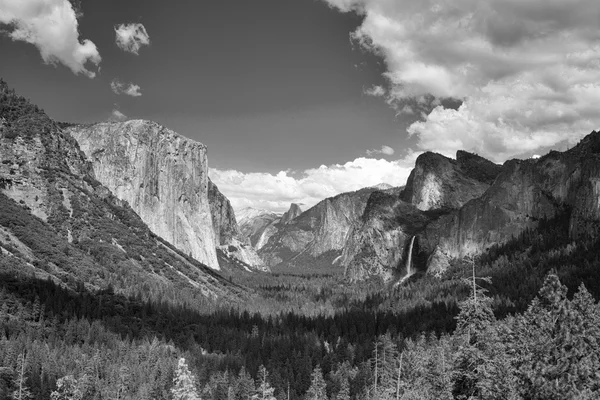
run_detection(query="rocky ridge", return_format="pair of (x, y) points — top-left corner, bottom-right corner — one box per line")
(0, 80), (243, 300)
(258, 187), (382, 268)
(67, 121), (264, 271)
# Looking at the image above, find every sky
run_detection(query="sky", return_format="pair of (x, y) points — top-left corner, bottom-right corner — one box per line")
(1, 0), (599, 213)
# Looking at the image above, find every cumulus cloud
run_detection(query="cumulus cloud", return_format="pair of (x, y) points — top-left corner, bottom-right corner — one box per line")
(111, 79), (142, 97)
(324, 0), (600, 162)
(109, 109), (127, 122)
(210, 154), (418, 213)
(0, 0), (101, 78)
(366, 145), (394, 156)
(364, 85), (385, 97)
(115, 23), (150, 55)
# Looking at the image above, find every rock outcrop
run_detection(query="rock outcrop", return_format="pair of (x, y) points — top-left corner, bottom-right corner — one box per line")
(259, 187), (380, 268)
(280, 203), (302, 225)
(237, 208), (282, 250)
(340, 189), (431, 282)
(67, 120), (220, 269)
(0, 80), (243, 300)
(208, 180), (267, 270)
(400, 151), (501, 211)
(422, 131), (600, 268)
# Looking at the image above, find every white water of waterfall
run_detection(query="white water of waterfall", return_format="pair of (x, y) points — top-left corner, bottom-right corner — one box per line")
(405, 236), (416, 276)
(398, 236), (416, 285)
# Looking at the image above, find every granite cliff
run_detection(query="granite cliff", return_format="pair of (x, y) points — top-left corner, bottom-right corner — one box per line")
(67, 121), (264, 271)
(259, 187), (381, 268)
(422, 131), (600, 274)
(0, 80), (243, 301)
(66, 120), (220, 269)
(237, 208), (282, 250)
(340, 151), (502, 281)
(342, 132), (600, 282)
(208, 180), (267, 270)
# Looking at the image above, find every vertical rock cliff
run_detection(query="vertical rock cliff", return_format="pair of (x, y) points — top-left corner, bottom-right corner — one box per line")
(208, 179), (267, 270)
(66, 120), (220, 269)
(0, 81), (243, 300)
(280, 203), (302, 224)
(422, 131), (600, 272)
(259, 188), (380, 268)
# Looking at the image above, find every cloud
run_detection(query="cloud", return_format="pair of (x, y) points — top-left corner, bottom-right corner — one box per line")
(0, 0), (101, 78)
(366, 145), (395, 156)
(115, 23), (150, 55)
(210, 154), (418, 213)
(324, 0), (600, 163)
(109, 109), (127, 122)
(111, 79), (142, 97)
(364, 85), (385, 97)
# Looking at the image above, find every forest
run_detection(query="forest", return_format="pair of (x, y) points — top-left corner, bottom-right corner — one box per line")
(1, 205), (600, 399)
(2, 78), (600, 399)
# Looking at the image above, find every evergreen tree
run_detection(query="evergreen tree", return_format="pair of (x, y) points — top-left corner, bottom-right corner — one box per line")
(235, 367), (255, 400)
(172, 358), (201, 400)
(336, 377), (350, 400)
(252, 366), (276, 400)
(50, 375), (82, 400)
(11, 353), (32, 400)
(306, 365), (327, 400)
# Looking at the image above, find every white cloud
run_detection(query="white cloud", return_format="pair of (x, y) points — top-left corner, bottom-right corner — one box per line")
(109, 109), (127, 122)
(366, 145), (395, 156)
(0, 0), (101, 78)
(324, 0), (600, 163)
(111, 79), (142, 97)
(115, 23), (150, 55)
(364, 85), (385, 97)
(209, 154), (418, 213)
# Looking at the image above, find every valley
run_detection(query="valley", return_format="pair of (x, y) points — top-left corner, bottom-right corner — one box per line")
(1, 78), (600, 399)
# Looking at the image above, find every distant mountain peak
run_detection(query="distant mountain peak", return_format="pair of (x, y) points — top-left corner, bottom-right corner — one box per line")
(281, 203), (303, 225)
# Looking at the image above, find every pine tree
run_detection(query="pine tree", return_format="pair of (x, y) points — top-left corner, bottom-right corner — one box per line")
(50, 375), (82, 400)
(171, 358), (201, 400)
(11, 353), (32, 400)
(306, 365), (327, 400)
(337, 377), (350, 400)
(252, 366), (276, 400)
(235, 367), (255, 400)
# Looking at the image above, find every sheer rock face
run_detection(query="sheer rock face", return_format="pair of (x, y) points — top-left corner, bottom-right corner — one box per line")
(259, 188), (377, 268)
(208, 179), (241, 246)
(67, 120), (220, 270)
(208, 180), (266, 270)
(340, 189), (430, 282)
(280, 203), (302, 225)
(421, 131), (600, 273)
(0, 86), (241, 299)
(401, 151), (501, 211)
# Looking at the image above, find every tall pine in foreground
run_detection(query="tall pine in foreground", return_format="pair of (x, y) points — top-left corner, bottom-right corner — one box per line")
(252, 366), (276, 400)
(306, 365), (327, 400)
(172, 358), (201, 400)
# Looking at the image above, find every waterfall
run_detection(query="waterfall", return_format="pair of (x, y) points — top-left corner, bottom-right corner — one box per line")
(405, 236), (416, 276)
(397, 236), (416, 286)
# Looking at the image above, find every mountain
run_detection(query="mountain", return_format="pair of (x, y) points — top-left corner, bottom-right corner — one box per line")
(237, 207), (282, 250)
(258, 187), (383, 269)
(422, 132), (600, 274)
(66, 120), (264, 271)
(66, 120), (220, 269)
(0, 80), (243, 303)
(341, 134), (600, 281)
(400, 151), (501, 211)
(340, 151), (501, 281)
(280, 203), (302, 224)
(208, 179), (267, 271)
